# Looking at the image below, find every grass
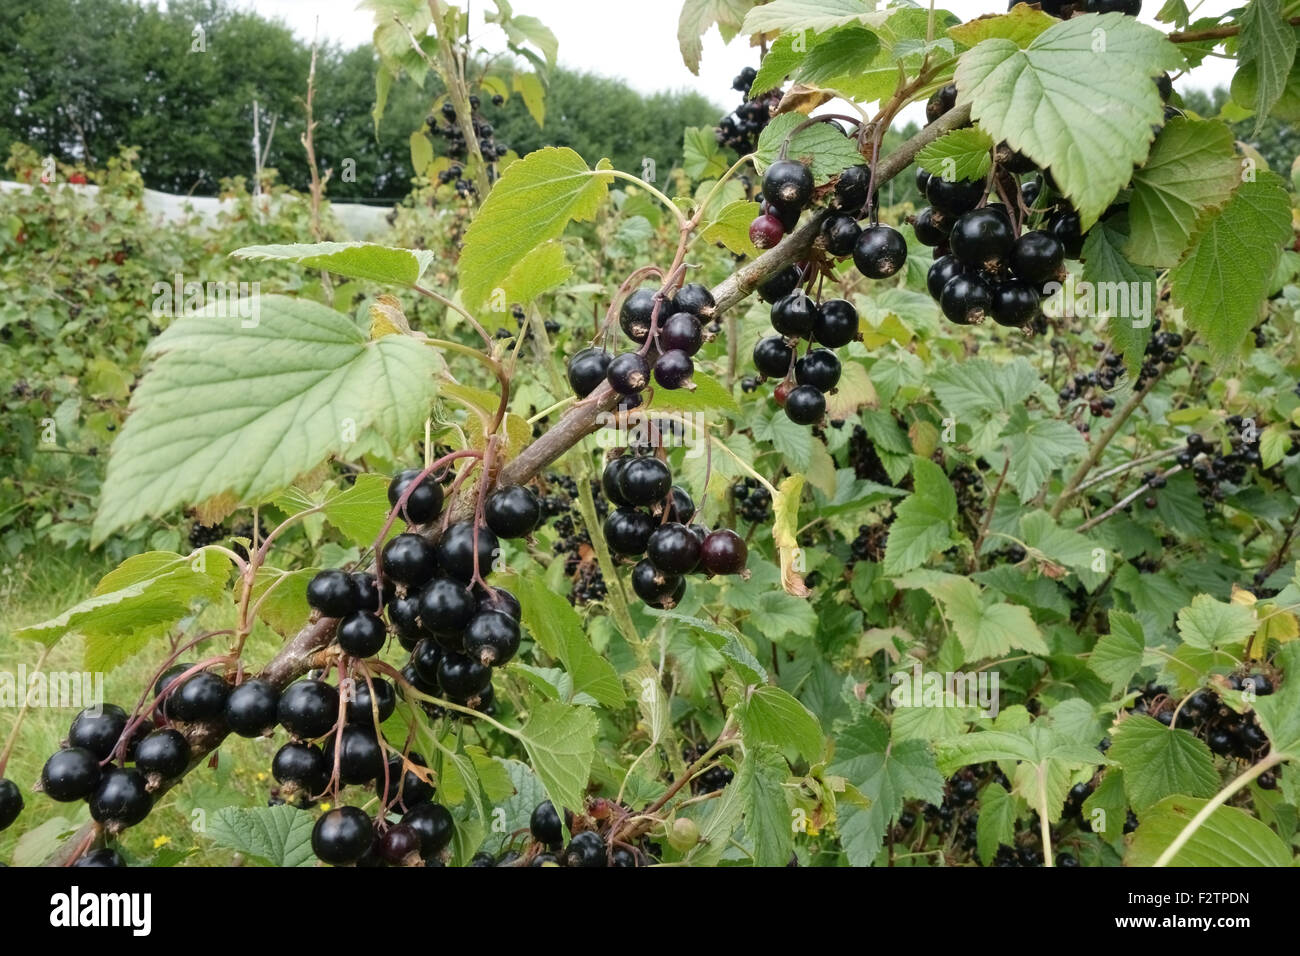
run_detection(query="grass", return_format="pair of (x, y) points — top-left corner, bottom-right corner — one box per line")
(0, 543), (295, 866)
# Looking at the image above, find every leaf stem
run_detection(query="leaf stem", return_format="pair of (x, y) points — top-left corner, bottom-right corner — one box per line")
(1152, 752), (1286, 866)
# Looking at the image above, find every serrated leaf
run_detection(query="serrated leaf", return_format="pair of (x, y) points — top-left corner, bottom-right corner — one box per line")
(518, 702), (598, 814)
(647, 373), (738, 415)
(797, 26), (881, 86)
(1107, 714), (1219, 812)
(1003, 410), (1088, 499)
(1237, 0), (1299, 131)
(751, 32), (802, 93)
(678, 0), (754, 74)
(249, 567), (314, 638)
(741, 0), (881, 35)
(458, 147), (613, 312)
(1125, 118), (1242, 267)
(976, 781), (1019, 865)
(956, 13), (1185, 225)
(915, 127), (994, 183)
(1254, 643), (1300, 756)
(682, 126), (729, 180)
(1176, 594), (1257, 650)
(755, 112), (864, 184)
(322, 473), (397, 548)
(739, 685), (824, 759)
(699, 199), (761, 256)
(500, 240), (572, 307)
(231, 241), (435, 286)
(1080, 215), (1157, 373)
(882, 456), (958, 576)
(207, 805), (317, 867)
(737, 745), (793, 867)
(93, 297), (441, 543)
(1127, 795), (1293, 866)
(509, 575), (625, 708)
(948, 4), (1057, 48)
(1169, 172), (1292, 361)
(1090, 610), (1147, 692)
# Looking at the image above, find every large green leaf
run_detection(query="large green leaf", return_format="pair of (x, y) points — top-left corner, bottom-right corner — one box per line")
(736, 745), (794, 867)
(1090, 610), (1147, 692)
(1236, 0), (1299, 131)
(1175, 594), (1257, 650)
(94, 296), (440, 543)
(1003, 409), (1087, 500)
(1107, 715), (1219, 812)
(509, 575), (625, 708)
(1169, 172), (1293, 361)
(955, 13), (1185, 224)
(737, 685), (824, 760)
(1080, 215), (1157, 373)
(882, 457), (959, 576)
(740, 0), (882, 35)
(207, 805), (317, 867)
(1127, 795), (1293, 866)
(755, 112), (865, 183)
(231, 241), (435, 286)
(518, 702), (598, 814)
(458, 147), (613, 312)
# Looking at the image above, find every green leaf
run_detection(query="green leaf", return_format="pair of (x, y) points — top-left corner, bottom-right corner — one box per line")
(1126, 795), (1293, 866)
(650, 609), (768, 685)
(1107, 715), (1220, 812)
(1018, 510), (1098, 575)
(797, 26), (881, 86)
(1080, 216), (1157, 373)
(956, 13), (1185, 225)
(948, 4), (1057, 48)
(677, 0), (754, 74)
(931, 357), (1040, 420)
(322, 473), (396, 549)
(518, 702), (598, 814)
(682, 126), (729, 180)
(646, 373), (739, 415)
(207, 805), (317, 867)
(231, 241), (434, 286)
(750, 33), (802, 94)
(94, 297), (440, 543)
(511, 70), (546, 127)
(941, 575), (1050, 660)
(755, 112), (864, 184)
(1237, 0), (1299, 131)
(882, 457), (958, 576)
(458, 147), (613, 312)
(738, 685), (824, 760)
(493, 759), (548, 845)
(1125, 118), (1243, 268)
(1253, 642), (1300, 756)
(249, 567), (314, 639)
(1176, 594), (1257, 650)
(16, 551), (230, 651)
(500, 240), (572, 307)
(1169, 172), (1293, 361)
(509, 575), (625, 708)
(976, 782), (1019, 865)
(410, 131), (433, 177)
(1090, 610), (1147, 692)
(736, 745), (793, 867)
(829, 715), (945, 866)
(1003, 410), (1088, 499)
(741, 0), (881, 35)
(915, 127), (995, 184)
(699, 199), (761, 257)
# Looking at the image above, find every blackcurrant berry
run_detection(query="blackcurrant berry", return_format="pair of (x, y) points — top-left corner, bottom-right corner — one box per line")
(134, 729), (190, 780)
(348, 678), (397, 725)
(939, 273), (992, 325)
(619, 289), (657, 344)
(352, 573), (386, 613)
(1087, 0), (1141, 14)
(475, 584), (521, 620)
(89, 768), (152, 830)
(418, 577), (475, 639)
(380, 823), (423, 865)
(438, 651), (493, 700)
(602, 456), (632, 506)
(631, 559), (684, 608)
(411, 638), (446, 684)
(671, 283), (716, 319)
(814, 299), (859, 348)
(1010, 230), (1064, 284)
(486, 484), (541, 539)
(990, 281), (1040, 328)
(664, 485), (695, 523)
(771, 291), (820, 338)
(835, 164), (871, 211)
(306, 569), (360, 618)
(324, 725), (386, 785)
(925, 175), (983, 216)
(926, 255), (966, 300)
(167, 671), (230, 723)
(700, 529), (748, 575)
(389, 595), (423, 649)
(749, 213), (785, 249)
(654, 350), (694, 389)
(915, 166), (932, 194)
(531, 800), (564, 847)
(41, 748), (101, 801)
(403, 801), (454, 859)
(436, 521), (500, 582)
(73, 848), (125, 867)
(68, 703), (129, 761)
(273, 741), (329, 796)
(756, 265), (800, 303)
(611, 846), (638, 867)
(388, 468), (445, 524)
(337, 611), (387, 658)
(912, 207), (948, 246)
(784, 384), (826, 425)
(853, 224), (908, 279)
(1048, 208), (1084, 258)
(464, 609), (521, 667)
(563, 830), (607, 867)
(603, 507), (655, 555)
(0, 779), (23, 831)
(925, 83), (957, 124)
(381, 532), (439, 588)
(312, 806), (373, 866)
(821, 213), (861, 257)
(660, 312), (703, 355)
(949, 206), (1014, 270)
(762, 159), (814, 212)
(618, 457), (672, 506)
(795, 349), (841, 391)
(278, 679), (340, 740)
(647, 522), (702, 574)
(378, 751), (435, 809)
(568, 347), (612, 397)
(608, 351), (651, 394)
(753, 335), (794, 378)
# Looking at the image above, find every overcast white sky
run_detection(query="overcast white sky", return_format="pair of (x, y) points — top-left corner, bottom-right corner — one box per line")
(232, 0), (1239, 122)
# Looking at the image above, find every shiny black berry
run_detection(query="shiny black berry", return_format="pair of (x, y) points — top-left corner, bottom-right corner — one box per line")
(853, 224), (908, 279)
(411, 638), (445, 685)
(990, 281), (1040, 328)
(926, 255), (966, 300)
(660, 312), (703, 355)
(273, 741), (329, 796)
(348, 678), (397, 725)
(940, 273), (992, 325)
(306, 569), (360, 618)
(403, 801), (455, 859)
(436, 521), (499, 582)
(41, 748), (101, 802)
(925, 176), (984, 216)
(821, 213), (861, 257)
(835, 164), (872, 211)
(486, 484), (541, 538)
(563, 830), (607, 867)
(814, 299), (858, 348)
(0, 779), (22, 831)
(324, 725), (385, 785)
(89, 768), (152, 829)
(654, 350), (694, 389)
(771, 292), (820, 338)
(530, 799), (564, 847)
(353, 573), (386, 613)
(912, 207), (948, 246)
(134, 729), (190, 780)
(753, 335), (794, 378)
(418, 577), (475, 639)
(608, 351), (651, 394)
(700, 529), (748, 575)
(463, 610), (521, 666)
(757, 265), (800, 303)
(664, 486), (695, 523)
(619, 289), (657, 343)
(785, 384), (826, 425)
(278, 679), (340, 740)
(388, 468), (445, 524)
(762, 159), (814, 212)
(647, 522), (702, 574)
(949, 206), (1014, 269)
(602, 456), (632, 506)
(1010, 230), (1064, 283)
(1048, 209), (1084, 258)
(438, 652), (493, 700)
(568, 347), (612, 397)
(389, 595), (423, 650)
(618, 457), (672, 506)
(168, 671), (230, 723)
(476, 584), (521, 620)
(69, 704), (128, 761)
(671, 283), (716, 318)
(381, 533), (439, 588)
(312, 806), (373, 866)
(224, 679), (280, 738)
(604, 507), (655, 555)
(926, 83), (957, 124)
(631, 559), (684, 608)
(795, 349), (841, 391)
(337, 611), (387, 658)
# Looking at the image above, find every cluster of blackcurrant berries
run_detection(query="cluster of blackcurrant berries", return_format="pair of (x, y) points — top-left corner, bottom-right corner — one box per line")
(1133, 677), (1279, 783)
(751, 289), (857, 426)
(566, 283), (716, 401)
(716, 66), (781, 155)
(847, 521), (890, 565)
(947, 461), (986, 519)
(731, 478), (771, 524)
(1058, 344), (1123, 416)
(427, 94), (509, 193)
(600, 452), (748, 609)
(847, 423), (892, 485)
(1009, 0), (1142, 15)
(682, 743), (734, 794)
(1184, 424), (1272, 511)
(1131, 325), (1184, 388)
